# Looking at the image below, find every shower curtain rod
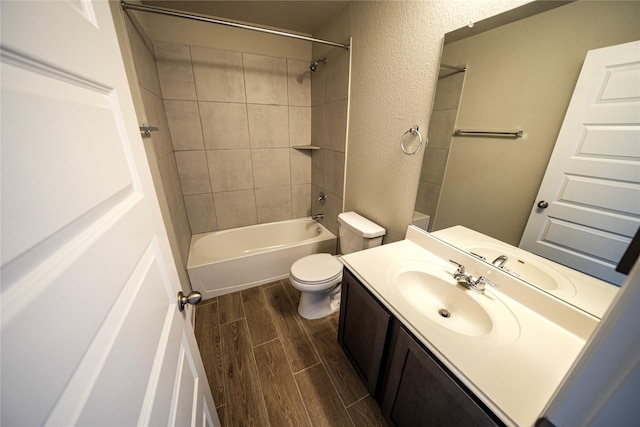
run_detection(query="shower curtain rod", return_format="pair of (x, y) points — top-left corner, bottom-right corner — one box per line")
(440, 63), (466, 72)
(121, 1), (350, 50)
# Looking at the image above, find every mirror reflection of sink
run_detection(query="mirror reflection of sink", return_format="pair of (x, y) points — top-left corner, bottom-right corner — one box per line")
(387, 261), (520, 344)
(468, 243), (576, 299)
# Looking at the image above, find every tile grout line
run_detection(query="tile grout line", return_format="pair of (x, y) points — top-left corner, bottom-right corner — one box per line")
(266, 282), (318, 376)
(269, 282), (322, 426)
(289, 353), (316, 427)
(214, 298), (228, 424)
(198, 297), (226, 422)
(259, 282), (318, 426)
(239, 288), (272, 427)
(292, 294), (358, 422)
(251, 336), (280, 350)
(344, 393), (372, 410)
(292, 361), (323, 376)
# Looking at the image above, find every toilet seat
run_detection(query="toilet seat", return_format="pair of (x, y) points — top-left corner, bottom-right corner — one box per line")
(290, 253), (342, 285)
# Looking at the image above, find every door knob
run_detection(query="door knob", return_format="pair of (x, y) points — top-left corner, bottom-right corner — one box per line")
(177, 291), (202, 312)
(537, 201), (549, 209)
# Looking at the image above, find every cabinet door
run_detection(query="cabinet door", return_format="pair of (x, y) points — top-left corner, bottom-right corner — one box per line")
(382, 325), (499, 427)
(338, 268), (391, 396)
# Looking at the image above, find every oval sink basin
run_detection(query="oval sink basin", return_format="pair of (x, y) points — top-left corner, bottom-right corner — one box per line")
(387, 261), (519, 344)
(468, 243), (576, 299)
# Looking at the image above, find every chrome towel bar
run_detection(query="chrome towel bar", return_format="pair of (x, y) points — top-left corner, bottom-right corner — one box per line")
(453, 129), (523, 138)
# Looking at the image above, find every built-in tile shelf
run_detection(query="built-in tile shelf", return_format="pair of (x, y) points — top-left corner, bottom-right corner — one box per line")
(292, 145), (320, 150)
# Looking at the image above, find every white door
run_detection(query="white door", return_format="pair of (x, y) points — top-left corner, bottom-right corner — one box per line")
(520, 40), (640, 285)
(0, 1), (217, 426)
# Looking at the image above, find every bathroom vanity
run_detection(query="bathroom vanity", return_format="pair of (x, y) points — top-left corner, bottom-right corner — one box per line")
(338, 226), (601, 426)
(339, 268), (499, 425)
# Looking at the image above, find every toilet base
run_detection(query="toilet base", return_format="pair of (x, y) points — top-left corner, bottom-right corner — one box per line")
(297, 286), (341, 319)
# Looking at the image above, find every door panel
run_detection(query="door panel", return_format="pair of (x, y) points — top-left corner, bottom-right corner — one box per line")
(0, 1), (216, 426)
(173, 338), (199, 426)
(521, 40), (640, 285)
(561, 176), (637, 213)
(541, 219), (630, 264)
(1, 202), (153, 426)
(74, 245), (172, 426)
(579, 126), (640, 158)
(0, 51), (136, 266)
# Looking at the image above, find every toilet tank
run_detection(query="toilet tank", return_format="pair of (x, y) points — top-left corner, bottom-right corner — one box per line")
(337, 212), (386, 254)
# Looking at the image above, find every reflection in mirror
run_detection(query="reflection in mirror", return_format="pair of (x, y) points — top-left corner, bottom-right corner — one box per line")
(431, 225), (618, 319)
(414, 1), (640, 317)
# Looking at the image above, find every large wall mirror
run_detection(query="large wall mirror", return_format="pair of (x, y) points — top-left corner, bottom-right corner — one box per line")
(415, 1), (640, 317)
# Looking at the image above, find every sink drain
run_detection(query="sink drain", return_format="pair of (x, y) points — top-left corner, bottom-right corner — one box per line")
(438, 308), (451, 318)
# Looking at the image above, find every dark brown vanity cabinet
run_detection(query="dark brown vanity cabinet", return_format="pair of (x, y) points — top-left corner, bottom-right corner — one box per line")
(339, 267), (501, 427)
(338, 268), (391, 396)
(381, 323), (499, 426)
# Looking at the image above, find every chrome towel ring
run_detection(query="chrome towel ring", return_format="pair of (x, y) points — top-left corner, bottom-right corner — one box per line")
(400, 125), (424, 155)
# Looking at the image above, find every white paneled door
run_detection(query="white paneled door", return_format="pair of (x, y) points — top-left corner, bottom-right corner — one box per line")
(0, 1), (217, 426)
(520, 40), (640, 285)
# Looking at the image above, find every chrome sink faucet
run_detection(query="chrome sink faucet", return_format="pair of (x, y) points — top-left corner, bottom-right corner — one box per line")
(490, 254), (519, 277)
(492, 255), (509, 268)
(449, 260), (498, 294)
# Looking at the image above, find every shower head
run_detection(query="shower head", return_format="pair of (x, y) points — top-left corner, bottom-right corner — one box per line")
(309, 57), (327, 72)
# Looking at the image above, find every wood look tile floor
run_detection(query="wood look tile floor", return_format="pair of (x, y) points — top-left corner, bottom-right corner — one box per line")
(194, 279), (388, 427)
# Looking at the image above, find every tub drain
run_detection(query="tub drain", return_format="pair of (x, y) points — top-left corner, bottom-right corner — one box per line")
(438, 308), (451, 318)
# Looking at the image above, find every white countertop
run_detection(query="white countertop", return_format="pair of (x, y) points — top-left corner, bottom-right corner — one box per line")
(340, 227), (598, 426)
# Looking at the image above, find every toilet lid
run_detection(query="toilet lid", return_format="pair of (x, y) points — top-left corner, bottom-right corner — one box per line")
(291, 254), (343, 284)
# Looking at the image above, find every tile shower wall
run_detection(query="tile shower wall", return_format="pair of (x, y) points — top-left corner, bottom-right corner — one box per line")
(414, 68), (465, 229)
(310, 47), (350, 238)
(155, 42), (314, 233)
(123, 15), (192, 289)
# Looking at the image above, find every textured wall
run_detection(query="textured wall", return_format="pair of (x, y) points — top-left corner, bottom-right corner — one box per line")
(316, 0), (531, 242)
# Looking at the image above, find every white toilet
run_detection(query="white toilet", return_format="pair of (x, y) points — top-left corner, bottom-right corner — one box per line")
(289, 211), (385, 319)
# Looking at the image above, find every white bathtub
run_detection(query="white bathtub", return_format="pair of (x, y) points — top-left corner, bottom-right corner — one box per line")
(187, 218), (337, 299)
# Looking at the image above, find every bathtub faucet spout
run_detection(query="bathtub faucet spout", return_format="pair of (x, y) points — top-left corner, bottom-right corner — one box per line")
(312, 213), (324, 220)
